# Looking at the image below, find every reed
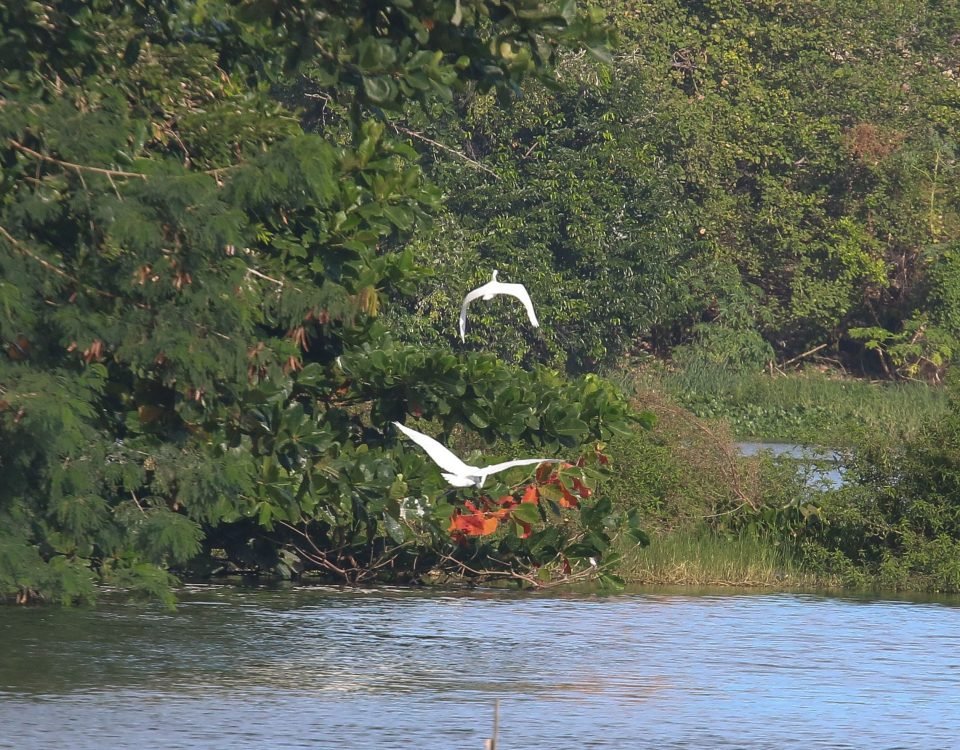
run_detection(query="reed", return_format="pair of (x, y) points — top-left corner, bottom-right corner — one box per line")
(617, 528), (818, 588)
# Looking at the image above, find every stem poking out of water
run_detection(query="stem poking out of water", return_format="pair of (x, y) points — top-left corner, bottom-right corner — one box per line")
(484, 699), (500, 750)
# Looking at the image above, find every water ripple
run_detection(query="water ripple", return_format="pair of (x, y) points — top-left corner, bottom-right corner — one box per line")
(2, 587), (960, 749)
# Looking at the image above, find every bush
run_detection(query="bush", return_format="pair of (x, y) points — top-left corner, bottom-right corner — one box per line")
(602, 389), (765, 533)
(799, 375), (960, 591)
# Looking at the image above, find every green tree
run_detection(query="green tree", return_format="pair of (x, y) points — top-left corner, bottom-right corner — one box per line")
(639, 0), (960, 368)
(0, 0), (642, 605)
(386, 35), (701, 370)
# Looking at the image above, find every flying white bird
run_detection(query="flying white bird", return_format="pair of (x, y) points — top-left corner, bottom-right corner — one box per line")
(459, 270), (539, 342)
(393, 421), (559, 488)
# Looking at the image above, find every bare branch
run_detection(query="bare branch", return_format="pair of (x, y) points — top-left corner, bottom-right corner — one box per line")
(0, 224), (115, 299)
(10, 138), (235, 180)
(781, 343), (828, 368)
(10, 139), (148, 180)
(278, 520), (352, 579)
(391, 124), (500, 180)
(245, 266), (286, 287)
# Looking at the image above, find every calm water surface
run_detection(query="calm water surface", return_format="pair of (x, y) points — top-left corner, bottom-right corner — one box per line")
(2, 586), (959, 749)
(736, 441), (847, 489)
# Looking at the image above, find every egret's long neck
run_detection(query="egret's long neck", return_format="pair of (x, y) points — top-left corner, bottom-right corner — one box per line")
(491, 270), (499, 282)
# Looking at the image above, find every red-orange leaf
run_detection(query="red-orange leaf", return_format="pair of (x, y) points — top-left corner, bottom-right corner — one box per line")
(480, 516), (499, 535)
(572, 478), (593, 498)
(536, 463), (554, 484)
(522, 485), (539, 504)
(558, 486), (579, 508)
(449, 510), (500, 537)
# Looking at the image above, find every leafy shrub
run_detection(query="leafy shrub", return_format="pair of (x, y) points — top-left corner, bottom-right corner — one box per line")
(672, 326), (775, 375)
(602, 390), (764, 533)
(799, 376), (960, 591)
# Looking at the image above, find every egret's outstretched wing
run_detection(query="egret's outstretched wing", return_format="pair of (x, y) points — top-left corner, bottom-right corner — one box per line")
(458, 283), (493, 341)
(441, 472), (477, 487)
(501, 282), (539, 328)
(480, 457), (559, 478)
(393, 422), (476, 477)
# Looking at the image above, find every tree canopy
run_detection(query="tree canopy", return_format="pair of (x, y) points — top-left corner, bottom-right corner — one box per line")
(0, 0), (642, 605)
(390, 0), (960, 378)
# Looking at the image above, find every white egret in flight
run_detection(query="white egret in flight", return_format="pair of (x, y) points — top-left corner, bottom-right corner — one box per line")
(459, 270), (539, 342)
(393, 421), (558, 488)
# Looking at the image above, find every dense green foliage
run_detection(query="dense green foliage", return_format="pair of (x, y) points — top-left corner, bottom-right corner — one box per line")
(795, 376), (960, 592)
(0, 0), (645, 605)
(5, 0), (960, 603)
(623, 362), (949, 444)
(390, 0), (960, 378)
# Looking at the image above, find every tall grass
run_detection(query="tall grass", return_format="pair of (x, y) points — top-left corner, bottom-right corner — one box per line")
(615, 362), (948, 445)
(618, 528), (819, 588)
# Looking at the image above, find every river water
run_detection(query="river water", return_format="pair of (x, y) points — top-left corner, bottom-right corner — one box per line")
(736, 442), (847, 489)
(3, 585), (959, 749)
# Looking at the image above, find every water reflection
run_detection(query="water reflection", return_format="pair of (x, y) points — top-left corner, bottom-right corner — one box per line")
(737, 441), (847, 489)
(2, 586), (960, 749)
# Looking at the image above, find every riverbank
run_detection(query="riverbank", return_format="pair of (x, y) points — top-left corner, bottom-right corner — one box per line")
(615, 529), (817, 588)
(603, 365), (960, 594)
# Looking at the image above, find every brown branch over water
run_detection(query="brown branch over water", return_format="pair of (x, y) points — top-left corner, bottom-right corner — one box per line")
(436, 550), (599, 589)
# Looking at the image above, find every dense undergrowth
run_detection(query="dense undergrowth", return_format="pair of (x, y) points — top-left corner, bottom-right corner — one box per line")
(605, 364), (960, 594)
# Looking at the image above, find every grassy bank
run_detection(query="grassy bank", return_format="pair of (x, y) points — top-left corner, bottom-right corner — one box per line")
(614, 362), (948, 445)
(601, 365), (960, 593)
(616, 528), (823, 588)
(597, 376), (817, 587)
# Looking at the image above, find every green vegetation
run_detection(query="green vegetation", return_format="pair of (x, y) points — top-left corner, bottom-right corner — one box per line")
(393, 0), (960, 379)
(597, 382), (823, 588)
(603, 370), (960, 594)
(795, 376), (960, 593)
(0, 0), (641, 605)
(4, 0), (960, 603)
(619, 363), (950, 444)
(617, 529), (809, 589)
